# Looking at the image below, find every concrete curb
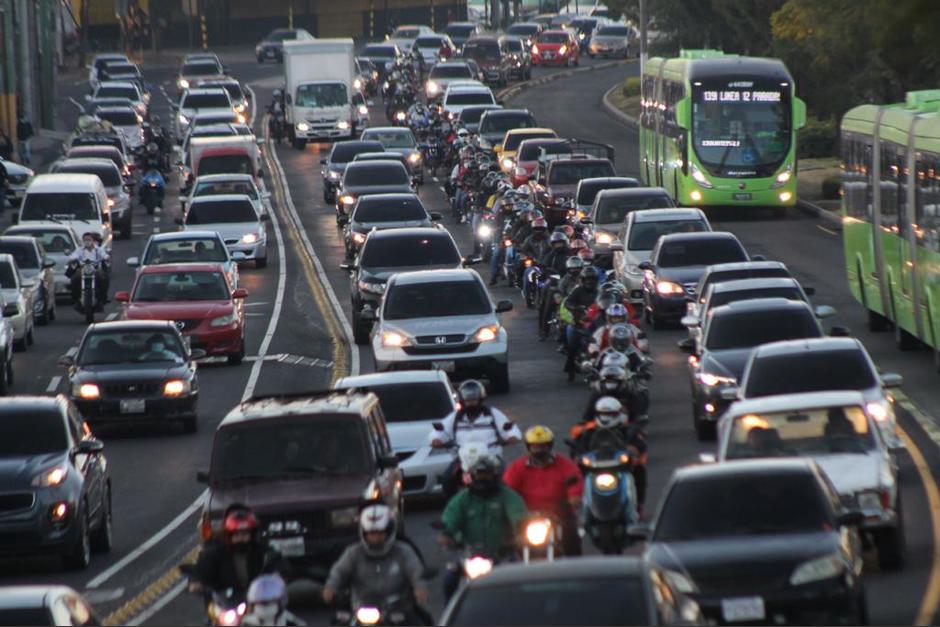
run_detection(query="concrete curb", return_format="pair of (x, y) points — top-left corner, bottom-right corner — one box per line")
(497, 58), (634, 103)
(601, 82), (638, 127)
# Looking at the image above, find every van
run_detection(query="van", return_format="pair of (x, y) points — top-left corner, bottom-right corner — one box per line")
(186, 136), (262, 192)
(17, 174), (112, 248)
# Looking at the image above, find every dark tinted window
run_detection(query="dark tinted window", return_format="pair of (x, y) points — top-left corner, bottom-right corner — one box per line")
(67, 149), (123, 169)
(0, 241), (38, 269)
(628, 219), (706, 250)
(360, 234), (461, 268)
(507, 24), (540, 36)
(144, 237), (228, 264)
(95, 85), (137, 100)
(0, 262), (17, 288)
(656, 237), (747, 267)
(415, 36), (445, 48)
(548, 161), (616, 185)
(705, 309), (821, 350)
(361, 130), (416, 149)
(446, 92), (496, 106)
(212, 417), (370, 482)
(744, 349), (878, 397)
(265, 30), (297, 42)
(58, 164), (123, 187)
(577, 180), (638, 206)
(459, 107), (500, 125)
(447, 577), (649, 626)
(709, 286), (803, 310)
(0, 409), (68, 456)
(480, 113), (537, 136)
(22, 193), (97, 221)
(0, 608), (53, 624)
(193, 180), (257, 199)
(430, 65), (474, 79)
(654, 471), (831, 540)
(133, 270), (230, 302)
(197, 155), (254, 176)
(504, 39), (524, 52)
(538, 32), (570, 43)
(344, 164), (410, 186)
(193, 113), (238, 126)
(385, 279), (490, 320)
(699, 268), (791, 300)
(463, 42), (500, 59)
(331, 142), (384, 163)
(351, 382), (453, 423)
(597, 26), (630, 36)
(393, 27), (421, 38)
(97, 109), (140, 126)
(354, 198), (426, 223)
(186, 199), (257, 224)
(182, 62), (222, 76)
(181, 92), (230, 109)
(597, 193), (673, 224)
(363, 45), (397, 58)
(518, 140), (564, 160)
(79, 330), (186, 365)
(445, 24), (476, 37)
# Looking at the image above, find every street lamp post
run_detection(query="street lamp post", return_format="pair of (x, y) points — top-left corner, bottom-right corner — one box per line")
(639, 0), (647, 77)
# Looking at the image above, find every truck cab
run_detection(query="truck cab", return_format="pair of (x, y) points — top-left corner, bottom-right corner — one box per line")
(283, 39), (357, 149)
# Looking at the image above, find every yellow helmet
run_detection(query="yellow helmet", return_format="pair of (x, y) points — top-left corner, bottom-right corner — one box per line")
(524, 425), (555, 446)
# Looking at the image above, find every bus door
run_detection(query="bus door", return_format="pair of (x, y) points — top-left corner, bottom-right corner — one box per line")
(870, 109), (894, 319)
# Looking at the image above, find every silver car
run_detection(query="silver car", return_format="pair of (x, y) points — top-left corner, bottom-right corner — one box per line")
(0, 254), (36, 349)
(334, 369), (458, 497)
(179, 194), (269, 268)
(127, 230), (241, 289)
(0, 236), (57, 325)
(587, 24), (636, 58)
(94, 105), (145, 151)
(182, 173), (271, 218)
(0, 157), (34, 208)
(4, 225), (80, 302)
(366, 269), (513, 393)
(713, 390), (903, 570)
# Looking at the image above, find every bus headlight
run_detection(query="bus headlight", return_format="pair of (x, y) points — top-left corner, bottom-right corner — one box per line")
(772, 164), (793, 188)
(690, 163), (714, 189)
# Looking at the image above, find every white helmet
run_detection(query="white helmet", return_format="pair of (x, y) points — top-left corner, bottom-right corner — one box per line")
(457, 128), (469, 138)
(595, 396), (626, 428)
(359, 503), (397, 557)
(247, 573), (287, 623)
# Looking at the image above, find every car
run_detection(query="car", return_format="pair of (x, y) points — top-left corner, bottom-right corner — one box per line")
(93, 105), (144, 151)
(543, 156), (617, 216)
(173, 88), (236, 139)
(342, 227), (466, 344)
(496, 128), (558, 174)
(477, 109), (538, 150)
(637, 458), (868, 626)
(196, 390), (402, 570)
(531, 13), (558, 27)
(4, 225), (80, 303)
(176, 57), (225, 94)
(735, 337), (905, 449)
(426, 61), (478, 100)
(183, 51), (223, 65)
(714, 390), (904, 570)
(355, 57), (380, 95)
(464, 58), (488, 83)
(684, 298), (826, 439)
(505, 21), (544, 49)
(89, 81), (146, 118)
(511, 137), (567, 183)
(549, 13), (572, 28)
(442, 84), (498, 118)
(178, 122), (241, 170)
(358, 127), (425, 183)
(178, 194), (269, 268)
(182, 173), (271, 220)
(569, 16), (607, 48)
(351, 151), (419, 186)
(360, 43), (402, 75)
(188, 110), (242, 132)
(334, 370), (458, 497)
(439, 556), (702, 626)
(443, 21), (484, 53)
(88, 52), (130, 89)
(0, 585), (101, 625)
(335, 160), (415, 224)
(0, 396), (111, 569)
(17, 174), (113, 248)
(455, 104), (503, 134)
(588, 23), (636, 58)
(0, 255), (37, 351)
(0, 157), (34, 208)
(688, 261), (793, 318)
(343, 193), (441, 259)
(412, 34), (456, 64)
(502, 36), (532, 80)
(116, 263), (248, 363)
(255, 27), (314, 63)
(96, 60), (142, 84)
(613, 209), (711, 302)
(461, 36), (514, 86)
(390, 24), (434, 53)
(367, 268), (513, 392)
(50, 158), (134, 240)
(63, 321), (201, 432)
(640, 232), (751, 329)
(195, 77), (250, 119)
(531, 29), (580, 66)
(0, 293), (13, 389)
(0, 236), (57, 325)
(574, 176), (641, 226)
(127, 231), (240, 289)
(66, 131), (134, 177)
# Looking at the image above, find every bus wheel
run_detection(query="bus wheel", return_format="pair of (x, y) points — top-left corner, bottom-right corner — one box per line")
(895, 322), (918, 351)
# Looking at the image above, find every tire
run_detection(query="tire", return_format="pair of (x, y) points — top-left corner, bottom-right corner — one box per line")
(651, 307), (668, 330)
(255, 255), (268, 269)
(84, 289), (94, 324)
(228, 337), (245, 365)
(48, 298), (56, 321)
(855, 588), (870, 626)
(37, 291), (50, 326)
(0, 357), (8, 395)
(26, 325), (34, 346)
(90, 487), (113, 554)
(489, 362), (510, 394)
(867, 309), (888, 332)
(182, 414), (198, 434)
(895, 320), (918, 351)
(595, 521), (622, 555)
(63, 507), (91, 570)
(352, 311), (371, 345)
(292, 138), (306, 151)
(695, 417), (714, 441)
(877, 521), (905, 571)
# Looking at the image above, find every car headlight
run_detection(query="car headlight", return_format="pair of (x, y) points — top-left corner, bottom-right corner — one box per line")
(866, 401), (891, 423)
(655, 280), (685, 296)
(595, 231), (614, 245)
(241, 232), (259, 244)
(532, 45), (539, 54)
(236, 113), (247, 124)
(408, 152), (421, 163)
(163, 379), (190, 397)
(427, 81), (440, 95)
(328, 170), (341, 180)
(296, 122), (310, 132)
(356, 607), (381, 626)
(772, 164), (793, 188)
(331, 506), (359, 527)
(661, 569), (698, 594)
(178, 113), (190, 126)
(559, 45), (568, 55)
(357, 280), (386, 295)
(474, 325), (499, 343)
(501, 157), (514, 170)
(178, 78), (190, 89)
(477, 224), (493, 238)
(210, 313), (238, 327)
(691, 163), (714, 189)
(358, 105), (369, 116)
(74, 383), (100, 399)
(32, 465), (68, 487)
(381, 330), (410, 347)
(395, 111), (407, 121)
(340, 195), (356, 206)
(696, 372), (737, 388)
(337, 120), (350, 130)
(353, 78), (362, 90)
(790, 553), (844, 585)
(594, 473), (618, 490)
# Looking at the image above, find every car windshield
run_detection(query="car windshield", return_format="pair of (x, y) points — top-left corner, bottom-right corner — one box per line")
(6, 230), (75, 254)
(59, 164), (123, 187)
(97, 109), (139, 126)
(331, 142), (384, 164)
(481, 113), (536, 136)
(698, 268), (792, 298)
(415, 37), (444, 48)
(628, 220), (709, 250)
(0, 262), (16, 288)
(431, 65), (474, 79)
(463, 42), (500, 59)
(459, 107), (498, 125)
(133, 270), (230, 302)
(0, 242), (39, 269)
(144, 238), (228, 264)
(708, 286), (803, 310)
(265, 30), (296, 42)
(384, 279), (490, 320)
(362, 130), (416, 149)
(726, 405), (875, 459)
(361, 234), (461, 269)
(295, 83), (348, 108)
(68, 150), (123, 170)
(394, 27), (421, 38)
(194, 180), (257, 199)
(548, 162), (616, 185)
(193, 114), (238, 128)
(0, 410), (67, 457)
(344, 164), (410, 186)
(347, 382), (453, 422)
(355, 198), (426, 223)
(705, 309), (820, 350)
(597, 26), (629, 36)
(364, 45), (396, 58)
(21, 193), (98, 221)
(447, 92), (496, 106)
(182, 92), (230, 109)
(745, 349), (878, 397)
(577, 181), (637, 206)
(197, 155), (254, 176)
(447, 577), (649, 626)
(538, 32), (569, 43)
(79, 330), (186, 365)
(656, 238), (746, 267)
(504, 39), (524, 52)
(96, 85), (137, 100)
(508, 24), (540, 36)
(185, 199), (257, 224)
(446, 24), (475, 37)
(212, 417), (370, 482)
(182, 62), (221, 76)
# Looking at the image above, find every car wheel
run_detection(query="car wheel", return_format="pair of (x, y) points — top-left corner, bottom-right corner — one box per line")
(26, 324), (34, 346)
(257, 56), (264, 64)
(228, 337), (246, 365)
(90, 486), (113, 553)
(352, 312), (371, 345)
(877, 521), (905, 570)
(595, 520), (622, 555)
(6, 355), (13, 385)
(63, 507), (91, 570)
(48, 296), (56, 321)
(292, 137), (306, 151)
(489, 362), (510, 394)
(255, 255), (268, 269)
(0, 357), (8, 395)
(855, 588), (870, 626)
(182, 414), (198, 434)
(37, 291), (50, 326)
(694, 416), (714, 442)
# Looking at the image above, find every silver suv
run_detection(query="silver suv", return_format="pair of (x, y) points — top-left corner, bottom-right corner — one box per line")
(365, 269), (513, 392)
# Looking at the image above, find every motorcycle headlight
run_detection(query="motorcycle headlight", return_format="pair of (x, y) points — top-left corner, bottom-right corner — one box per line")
(408, 152), (421, 163)
(501, 157), (514, 170)
(352, 231), (367, 244)
(358, 105), (369, 116)
(337, 120), (350, 130)
(790, 553), (844, 585)
(594, 473), (618, 490)
(395, 111), (407, 121)
(340, 194), (356, 206)
(296, 122), (310, 132)
(356, 607), (381, 626)
(656, 280), (685, 296)
(236, 113), (247, 124)
(477, 224), (493, 238)
(178, 78), (190, 90)
(463, 556), (493, 579)
(595, 231), (614, 245)
(32, 465), (68, 488)
(328, 170), (341, 180)
(427, 81), (440, 95)
(525, 518), (553, 546)
(474, 325), (499, 343)
(210, 313), (238, 327)
(691, 163), (714, 189)
(163, 379), (190, 396)
(353, 78), (363, 90)
(559, 45), (568, 55)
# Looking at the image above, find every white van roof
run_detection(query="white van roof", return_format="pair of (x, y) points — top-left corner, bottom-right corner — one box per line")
(26, 174), (104, 195)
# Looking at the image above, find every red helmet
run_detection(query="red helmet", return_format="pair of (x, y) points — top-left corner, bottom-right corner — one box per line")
(569, 238), (589, 254)
(223, 506), (260, 544)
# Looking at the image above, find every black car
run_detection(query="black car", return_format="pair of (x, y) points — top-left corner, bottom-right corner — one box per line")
(640, 232), (750, 329)
(360, 43), (402, 76)
(456, 105), (503, 135)
(62, 321), (201, 432)
(502, 36), (532, 80)
(320, 140), (385, 203)
(690, 261), (792, 310)
(0, 396), (110, 570)
(683, 299), (824, 439)
(478, 108), (538, 149)
(637, 459), (867, 625)
(443, 22), (484, 54)
(439, 556), (703, 625)
(341, 227), (465, 343)
(343, 193), (441, 259)
(335, 160), (415, 224)
(255, 28), (313, 63)
(0, 585), (101, 625)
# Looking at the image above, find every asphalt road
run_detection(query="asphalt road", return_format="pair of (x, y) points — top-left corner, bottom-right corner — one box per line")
(3, 53), (940, 626)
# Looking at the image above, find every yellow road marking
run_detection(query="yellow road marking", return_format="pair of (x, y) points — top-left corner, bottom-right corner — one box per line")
(103, 546), (198, 626)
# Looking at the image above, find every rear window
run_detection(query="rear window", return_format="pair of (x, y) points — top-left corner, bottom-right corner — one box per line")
(360, 234), (461, 268)
(577, 180), (638, 206)
(364, 45), (397, 58)
(656, 237), (747, 268)
(463, 42), (500, 59)
(193, 180), (257, 199)
(22, 193), (98, 221)
(597, 25), (630, 36)
(351, 382), (453, 423)
(0, 409), (67, 457)
(361, 130), (416, 149)
(627, 219), (709, 250)
(0, 262), (16, 288)
(182, 92), (231, 109)
(507, 24), (540, 36)
(744, 349), (878, 397)
(430, 65), (474, 79)
(344, 163), (410, 186)
(186, 199), (257, 224)
(68, 149), (123, 169)
(445, 24), (476, 37)
(331, 142), (384, 163)
(726, 405), (875, 459)
(133, 270), (229, 302)
(548, 161), (616, 185)
(197, 154), (254, 176)
(5, 229), (75, 253)
(265, 30), (297, 42)
(394, 27), (421, 38)
(481, 113), (536, 137)
(698, 268), (792, 300)
(446, 92), (496, 106)
(144, 238), (228, 264)
(415, 36), (444, 48)
(384, 279), (490, 320)
(96, 85), (137, 100)
(182, 62), (222, 76)
(0, 241), (39, 269)
(504, 39), (524, 52)
(97, 109), (140, 126)
(458, 107), (499, 125)
(705, 309), (821, 350)
(708, 286), (803, 310)
(538, 32), (569, 43)
(518, 140), (564, 160)
(354, 198), (426, 223)
(58, 164), (123, 187)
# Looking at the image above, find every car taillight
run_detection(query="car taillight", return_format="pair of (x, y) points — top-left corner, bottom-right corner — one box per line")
(200, 513), (213, 541)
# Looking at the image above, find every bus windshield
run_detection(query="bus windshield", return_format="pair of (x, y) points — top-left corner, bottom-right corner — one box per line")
(691, 80), (792, 177)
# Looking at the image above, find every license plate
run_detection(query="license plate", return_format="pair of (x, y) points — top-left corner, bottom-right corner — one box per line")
(269, 536), (305, 558)
(732, 192), (753, 200)
(544, 53), (554, 59)
(721, 597), (765, 622)
(120, 399), (146, 414)
(431, 360), (455, 372)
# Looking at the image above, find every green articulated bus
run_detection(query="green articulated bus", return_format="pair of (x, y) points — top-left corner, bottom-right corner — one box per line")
(842, 89), (940, 359)
(639, 49), (806, 213)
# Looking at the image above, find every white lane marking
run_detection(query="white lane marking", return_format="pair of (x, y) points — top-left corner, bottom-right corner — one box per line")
(126, 580), (187, 626)
(154, 207), (162, 215)
(439, 186), (446, 194)
(243, 301), (270, 307)
(152, 216), (160, 223)
(246, 85), (258, 127)
(86, 495), (206, 588)
(432, 176), (439, 182)
(245, 312), (266, 317)
(46, 376), (62, 393)
(105, 312), (118, 321)
(153, 227), (160, 233)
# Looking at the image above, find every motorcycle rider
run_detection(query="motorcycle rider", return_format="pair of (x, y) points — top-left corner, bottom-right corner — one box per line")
(241, 574), (304, 626)
(323, 504), (431, 625)
(503, 426), (583, 556)
(536, 231), (571, 338)
(67, 232), (110, 306)
(561, 266), (601, 378)
(581, 349), (651, 424)
(515, 217), (550, 288)
(438, 451), (528, 599)
(268, 89), (285, 141)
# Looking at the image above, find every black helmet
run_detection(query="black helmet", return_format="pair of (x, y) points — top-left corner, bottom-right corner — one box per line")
(609, 324), (635, 352)
(580, 266), (600, 282)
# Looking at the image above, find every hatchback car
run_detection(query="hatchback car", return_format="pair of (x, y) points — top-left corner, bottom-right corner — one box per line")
(182, 173), (271, 219)
(390, 24), (434, 53)
(367, 269), (513, 392)
(88, 52), (130, 89)
(0, 396), (110, 570)
(127, 231), (240, 289)
(336, 160), (415, 224)
(63, 321), (201, 432)
(343, 193), (441, 259)
(89, 81), (146, 118)
(179, 194), (269, 268)
(173, 88), (234, 138)
(0, 236), (57, 325)
(532, 30), (580, 66)
(0, 585), (101, 625)
(50, 158), (133, 239)
(0, 254), (36, 350)
(358, 127), (425, 183)
(195, 77), (250, 119)
(320, 140), (385, 203)
(4, 225), (80, 302)
(588, 23), (635, 58)
(688, 260), (793, 318)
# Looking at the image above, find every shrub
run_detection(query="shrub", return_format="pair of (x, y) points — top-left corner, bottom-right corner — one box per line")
(798, 117), (837, 159)
(622, 76), (641, 97)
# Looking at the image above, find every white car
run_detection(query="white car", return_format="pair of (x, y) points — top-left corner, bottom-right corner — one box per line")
(92, 105), (145, 151)
(0, 236), (57, 325)
(334, 370), (458, 497)
(173, 88), (235, 139)
(0, 292), (14, 391)
(50, 158), (134, 240)
(179, 194), (269, 268)
(0, 157), (34, 208)
(441, 84), (497, 118)
(88, 53), (130, 90)
(712, 390), (903, 570)
(0, 253), (36, 350)
(89, 81), (147, 118)
(182, 174), (271, 218)
(425, 61), (477, 100)
(4, 224), (80, 302)
(176, 57), (225, 94)
(390, 25), (434, 54)
(127, 230), (241, 289)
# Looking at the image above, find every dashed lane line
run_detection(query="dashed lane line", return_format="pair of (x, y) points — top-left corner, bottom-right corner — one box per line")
(46, 376), (62, 393)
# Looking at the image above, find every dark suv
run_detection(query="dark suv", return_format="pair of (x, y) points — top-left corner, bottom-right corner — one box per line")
(197, 390), (401, 576)
(320, 140), (384, 204)
(461, 36), (513, 86)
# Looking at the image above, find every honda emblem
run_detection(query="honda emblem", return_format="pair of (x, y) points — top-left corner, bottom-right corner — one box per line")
(435, 336), (447, 345)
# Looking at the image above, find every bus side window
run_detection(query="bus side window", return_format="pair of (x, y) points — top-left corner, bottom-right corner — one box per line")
(922, 154), (940, 253)
(880, 142), (900, 230)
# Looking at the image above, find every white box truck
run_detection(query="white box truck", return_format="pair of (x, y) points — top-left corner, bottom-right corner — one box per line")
(283, 39), (357, 149)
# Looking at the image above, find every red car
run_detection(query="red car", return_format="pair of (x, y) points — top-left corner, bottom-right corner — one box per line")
(115, 263), (248, 364)
(531, 30), (579, 66)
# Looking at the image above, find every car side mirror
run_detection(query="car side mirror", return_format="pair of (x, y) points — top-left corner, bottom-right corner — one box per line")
(232, 288), (248, 299)
(836, 510), (865, 527)
(115, 291), (130, 302)
(58, 354), (75, 367)
(196, 469), (209, 484)
(814, 305), (836, 319)
(378, 454), (399, 469)
(429, 212), (442, 221)
(609, 240), (624, 252)
(638, 261), (652, 271)
(189, 348), (207, 360)
(126, 256), (140, 267)
(626, 523), (651, 541)
(495, 299), (513, 313)
(880, 372), (903, 388)
(76, 439), (105, 454)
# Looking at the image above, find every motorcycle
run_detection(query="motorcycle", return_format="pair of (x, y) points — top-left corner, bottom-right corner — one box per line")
(268, 109), (285, 143)
(474, 211), (497, 260)
(69, 259), (106, 324)
(179, 564), (248, 626)
(334, 594), (413, 626)
(139, 168), (165, 214)
(521, 514), (560, 563)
